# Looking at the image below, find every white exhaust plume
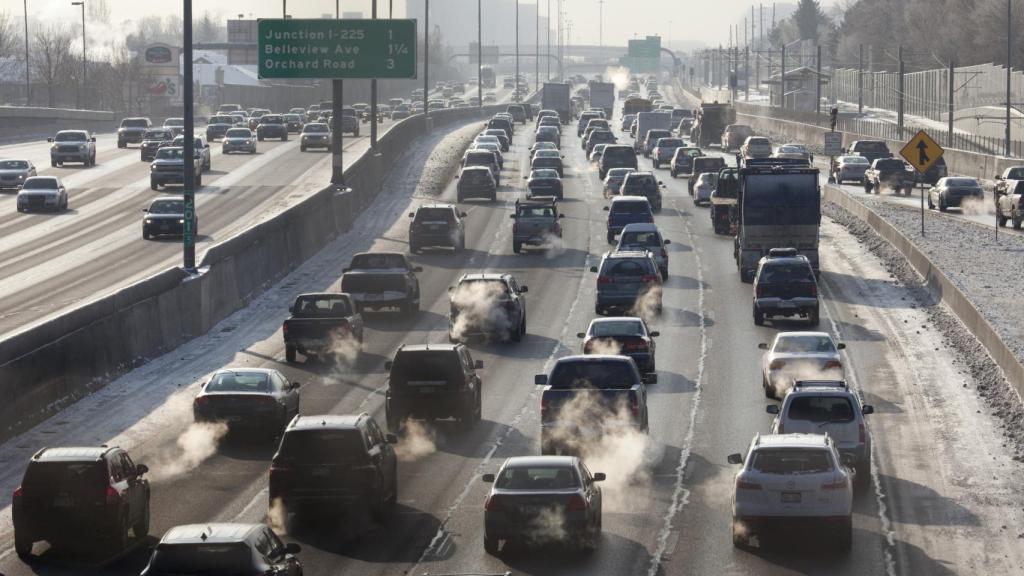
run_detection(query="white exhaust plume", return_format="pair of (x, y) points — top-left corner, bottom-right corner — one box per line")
(769, 361), (844, 398)
(605, 66), (631, 91)
(543, 231), (566, 259)
(395, 419), (437, 462)
(449, 281), (516, 341)
(630, 286), (663, 324)
(586, 337), (623, 356)
(526, 506), (569, 543)
(267, 497), (289, 535)
(149, 422), (228, 481)
(959, 195), (993, 216)
(326, 328), (362, 367)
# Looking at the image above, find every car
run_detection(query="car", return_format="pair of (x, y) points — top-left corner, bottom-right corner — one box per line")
(590, 249), (662, 316)
(577, 316), (659, 374)
(507, 104), (527, 124)
(17, 175), (68, 213)
(488, 117), (515, 140)
(171, 134), (211, 171)
(584, 129), (616, 155)
(475, 142), (505, 169)
(283, 113), (304, 133)
(142, 196), (195, 239)
(603, 167), (634, 197)
(641, 129), (673, 158)
(758, 331), (845, 399)
(616, 222), (670, 280)
(482, 456), (604, 554)
(621, 113), (636, 131)
(830, 155), (870, 183)
(692, 171), (717, 206)
(48, 130), (96, 167)
(340, 252), (422, 315)
(525, 168), (564, 200)
(689, 156), (726, 194)
(283, 292), (364, 362)
(589, 143), (609, 163)
(117, 117), (152, 147)
(140, 129), (175, 161)
(13, 446), (150, 559)
(928, 176), (983, 212)
(474, 134), (502, 150)
(390, 106), (411, 120)
(269, 413), (397, 521)
(538, 116), (562, 131)
(727, 433), (853, 550)
(462, 149), (502, 184)
(531, 149), (564, 177)
(299, 122), (332, 151)
(0, 158), (37, 190)
(339, 109), (361, 135)
(740, 136), (773, 159)
(619, 171), (663, 212)
(599, 144), (638, 179)
(192, 368), (300, 434)
(150, 146), (203, 190)
(384, 343), (483, 431)
(535, 125), (562, 146)
(448, 273), (528, 342)
(217, 103), (242, 114)
(650, 137), (686, 169)
(721, 124), (754, 151)
(228, 111), (248, 126)
(222, 127), (257, 154)
(752, 248), (820, 326)
(603, 195), (653, 243)
(576, 112), (602, 137)
(140, 523), (301, 576)
(288, 106), (308, 120)
(204, 115), (235, 141)
(457, 166), (497, 201)
(256, 114), (289, 141)
(163, 117), (185, 137)
(511, 198), (564, 252)
(668, 146), (702, 178)
(483, 92), (497, 103)
(536, 109), (559, 124)
(767, 379), (873, 488)
(483, 129), (511, 151)
(773, 143), (813, 164)
(409, 203), (467, 253)
(246, 109), (269, 130)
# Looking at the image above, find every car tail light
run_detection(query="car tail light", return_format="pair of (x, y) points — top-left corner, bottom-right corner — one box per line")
(270, 464), (293, 482)
(631, 396), (640, 418)
(777, 421), (784, 434)
(13, 486), (23, 499)
(822, 477), (848, 491)
(282, 322), (289, 335)
(660, 249), (668, 259)
(105, 485), (120, 505)
(823, 360), (842, 370)
(512, 222), (518, 233)
(809, 284), (818, 297)
(859, 422), (866, 443)
(541, 398), (549, 417)
(566, 494), (587, 511)
(755, 285), (764, 298)
(194, 396), (209, 407)
(641, 274), (658, 283)
(624, 339), (648, 352)
(597, 276), (613, 285)
(736, 479), (762, 490)
(484, 494), (504, 511)
(769, 360), (785, 370)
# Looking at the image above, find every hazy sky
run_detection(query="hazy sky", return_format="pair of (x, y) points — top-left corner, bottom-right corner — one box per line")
(10, 0), (839, 48)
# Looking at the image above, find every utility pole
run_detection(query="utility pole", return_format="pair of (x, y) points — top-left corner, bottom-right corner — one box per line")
(898, 44), (904, 136)
(515, 0), (519, 97)
(23, 0), (29, 105)
(182, 0), (196, 271)
(745, 45), (750, 101)
(1006, 0), (1013, 157)
(780, 43), (786, 109)
(535, 0), (539, 92)
(370, 0), (378, 151)
(547, 0), (551, 80)
(477, 0), (482, 107)
(424, 0), (429, 126)
(816, 44), (822, 118)
(599, 0), (603, 47)
(331, 0), (345, 188)
(949, 59), (955, 147)
(858, 43), (863, 114)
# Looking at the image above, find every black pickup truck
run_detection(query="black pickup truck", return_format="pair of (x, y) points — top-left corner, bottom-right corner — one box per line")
(340, 252), (422, 316)
(283, 293), (364, 363)
(863, 158), (914, 195)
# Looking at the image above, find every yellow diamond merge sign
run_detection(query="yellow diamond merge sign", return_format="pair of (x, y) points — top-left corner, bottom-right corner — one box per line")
(900, 130), (944, 174)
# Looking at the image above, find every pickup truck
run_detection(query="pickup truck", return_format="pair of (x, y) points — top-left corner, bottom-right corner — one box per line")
(845, 140), (893, 164)
(283, 292), (364, 363)
(149, 146), (203, 190)
(993, 165), (1024, 196)
(863, 158), (914, 195)
(511, 199), (564, 253)
(995, 178), (1024, 228)
(536, 355), (651, 455)
(340, 252), (422, 316)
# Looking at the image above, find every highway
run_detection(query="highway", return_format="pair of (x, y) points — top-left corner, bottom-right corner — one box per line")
(0, 83), (1021, 576)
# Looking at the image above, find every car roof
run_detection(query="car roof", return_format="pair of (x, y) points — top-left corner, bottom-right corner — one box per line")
(620, 223), (659, 233)
(211, 367), (276, 376)
(416, 203), (455, 210)
(459, 272), (508, 281)
(152, 196), (184, 204)
(754, 433), (831, 449)
(288, 414), (364, 431)
(33, 446), (112, 462)
(555, 354), (633, 364)
(775, 331), (832, 340)
(589, 316), (643, 326)
(606, 250), (653, 260)
(503, 455), (577, 468)
(397, 343), (459, 353)
(160, 523), (261, 545)
(611, 195), (649, 203)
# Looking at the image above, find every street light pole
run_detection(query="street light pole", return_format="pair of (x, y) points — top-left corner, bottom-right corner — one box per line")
(515, 0), (519, 99)
(423, 0), (429, 127)
(546, 0), (551, 80)
(71, 1), (86, 109)
(370, 0), (378, 151)
(535, 0), (539, 92)
(23, 0), (29, 105)
(182, 0), (196, 271)
(1006, 0), (1012, 157)
(477, 0), (482, 108)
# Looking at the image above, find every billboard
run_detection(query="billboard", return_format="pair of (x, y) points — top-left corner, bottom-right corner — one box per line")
(142, 44), (178, 67)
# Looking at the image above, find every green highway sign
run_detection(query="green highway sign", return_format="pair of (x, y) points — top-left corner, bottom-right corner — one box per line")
(258, 19), (417, 79)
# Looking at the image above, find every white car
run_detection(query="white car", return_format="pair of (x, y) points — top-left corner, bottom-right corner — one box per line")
(758, 332), (845, 399)
(222, 128), (256, 154)
(728, 433), (853, 550)
(17, 176), (67, 212)
(589, 143), (608, 164)
(693, 172), (717, 206)
(767, 379), (874, 488)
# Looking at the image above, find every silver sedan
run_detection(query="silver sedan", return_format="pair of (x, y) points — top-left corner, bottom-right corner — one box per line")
(759, 331), (845, 399)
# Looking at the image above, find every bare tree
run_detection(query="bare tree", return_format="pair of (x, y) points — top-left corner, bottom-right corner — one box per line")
(32, 24), (75, 108)
(88, 0), (111, 24)
(0, 10), (21, 77)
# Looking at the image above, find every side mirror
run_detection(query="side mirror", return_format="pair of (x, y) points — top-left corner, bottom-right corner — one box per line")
(766, 405), (780, 414)
(727, 453), (744, 465)
(523, 176), (529, 180)
(861, 404), (875, 415)
(509, 213), (516, 219)
(288, 304), (294, 313)
(519, 286), (528, 293)
(285, 543), (302, 555)
(589, 266), (599, 273)
(142, 208), (149, 212)
(995, 174), (1003, 180)
(593, 472), (606, 482)
(602, 206), (610, 211)
(289, 381), (301, 389)
(474, 360), (484, 369)
(663, 239), (670, 245)
(136, 464), (149, 475)
(386, 433), (399, 444)
(460, 212), (467, 217)
(454, 174), (460, 179)
(408, 212), (415, 218)
(576, 332), (586, 339)
(47, 137), (54, 142)
(384, 360), (393, 371)
(482, 473), (496, 483)
(534, 374), (548, 385)
(837, 343), (846, 350)
(758, 343), (768, 350)
(650, 331), (660, 338)
(840, 453), (857, 468)
(413, 266), (423, 272)
(91, 137), (97, 142)
(642, 373), (658, 384)
(558, 214), (565, 218)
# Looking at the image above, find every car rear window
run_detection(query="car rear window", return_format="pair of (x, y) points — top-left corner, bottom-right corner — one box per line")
(945, 178), (978, 187)
(150, 199), (185, 214)
(876, 159), (904, 170)
(759, 263), (815, 283)
(611, 200), (651, 214)
(750, 449), (833, 474)
(786, 396), (855, 423)
(548, 360), (636, 389)
(590, 320), (644, 337)
(292, 295), (352, 318)
(21, 178), (57, 189)
(604, 258), (653, 277)
(390, 351), (462, 383)
(350, 253), (405, 269)
(414, 208), (455, 223)
(495, 466), (580, 490)
(206, 372), (271, 393)
(841, 156), (869, 164)
(656, 138), (684, 148)
(277, 429), (367, 464)
(622, 176), (658, 193)
(774, 335), (835, 353)
(23, 461), (106, 491)
(121, 119), (148, 128)
(148, 544), (253, 572)
(518, 205), (555, 218)
(156, 148), (184, 160)
(853, 141), (889, 153)
(619, 230), (661, 247)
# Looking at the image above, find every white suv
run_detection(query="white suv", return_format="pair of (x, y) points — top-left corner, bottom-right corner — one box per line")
(728, 433), (853, 550)
(758, 332), (846, 400)
(766, 380), (874, 490)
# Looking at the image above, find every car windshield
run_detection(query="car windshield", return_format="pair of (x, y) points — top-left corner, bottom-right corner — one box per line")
(787, 396), (855, 423)
(415, 208), (455, 223)
(0, 160), (29, 169)
(590, 320), (644, 337)
(495, 465), (580, 490)
(622, 176), (657, 192)
(277, 429), (367, 464)
(206, 371), (271, 393)
(842, 156), (869, 164)
(226, 129), (251, 138)
(531, 170), (559, 179)
(749, 449), (834, 474)
(22, 178), (57, 189)
(155, 148), (184, 160)
(656, 139), (684, 148)
(612, 201), (651, 214)
(759, 264), (815, 283)
(292, 295), (352, 317)
(261, 116), (284, 123)
(774, 335), (835, 353)
(548, 360), (635, 389)
(303, 124), (329, 133)
(149, 199), (184, 214)
(148, 543), (253, 572)
(619, 230), (661, 247)
(121, 119), (148, 128)
(164, 118), (184, 127)
(55, 132), (87, 142)
(778, 146), (804, 154)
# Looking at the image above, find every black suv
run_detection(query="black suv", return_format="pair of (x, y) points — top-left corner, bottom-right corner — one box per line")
(457, 166), (497, 202)
(599, 144), (638, 179)
(448, 273), (528, 342)
(620, 171), (664, 212)
(141, 523), (301, 576)
(269, 414), (398, 521)
(256, 114), (289, 141)
(409, 204), (467, 253)
(752, 248), (820, 326)
(14, 446), (151, 559)
(385, 344), (484, 431)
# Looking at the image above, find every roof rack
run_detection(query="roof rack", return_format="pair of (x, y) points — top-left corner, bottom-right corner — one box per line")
(767, 247), (799, 257)
(793, 379), (848, 388)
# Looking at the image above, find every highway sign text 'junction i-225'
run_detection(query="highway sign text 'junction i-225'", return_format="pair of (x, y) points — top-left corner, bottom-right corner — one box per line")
(258, 19), (417, 79)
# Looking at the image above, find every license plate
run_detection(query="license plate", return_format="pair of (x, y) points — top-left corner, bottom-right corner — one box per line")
(777, 301), (795, 309)
(311, 467), (330, 478)
(781, 492), (802, 503)
(53, 494), (74, 507)
(519, 504), (544, 515)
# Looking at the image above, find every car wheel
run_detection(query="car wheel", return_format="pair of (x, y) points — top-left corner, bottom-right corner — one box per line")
(855, 460), (871, 489)
(142, 229), (150, 240)
(300, 145), (306, 152)
(109, 515), (129, 554)
(763, 375), (775, 399)
(151, 181), (159, 191)
(132, 505), (150, 538)
(938, 196), (948, 212)
(513, 241), (522, 254)
(653, 160), (659, 169)
(196, 174), (202, 187)
(484, 535), (500, 555)
(512, 317), (525, 342)
(204, 160), (210, 171)
(258, 135), (264, 141)
(809, 307), (821, 326)
(927, 195), (935, 209)
(385, 405), (403, 432)
(285, 345), (297, 363)
(998, 214), (1008, 227)
(14, 532), (32, 560)
(753, 307), (764, 326)
(606, 231), (614, 244)
(50, 159), (56, 167)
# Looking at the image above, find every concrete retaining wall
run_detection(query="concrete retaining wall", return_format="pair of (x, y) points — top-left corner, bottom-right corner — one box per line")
(0, 106), (118, 142)
(0, 101), (525, 442)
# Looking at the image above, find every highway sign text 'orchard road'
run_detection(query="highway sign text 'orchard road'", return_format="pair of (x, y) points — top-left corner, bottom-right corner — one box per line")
(258, 19), (417, 79)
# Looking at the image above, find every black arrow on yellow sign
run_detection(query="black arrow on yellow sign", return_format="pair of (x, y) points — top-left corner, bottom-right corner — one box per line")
(916, 140), (929, 166)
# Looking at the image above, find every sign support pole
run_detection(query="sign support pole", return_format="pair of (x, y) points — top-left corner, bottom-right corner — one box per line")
(920, 177), (925, 237)
(182, 0), (196, 272)
(370, 0), (378, 151)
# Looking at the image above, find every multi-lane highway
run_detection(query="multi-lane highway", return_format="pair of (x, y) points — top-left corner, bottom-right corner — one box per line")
(0, 81), (1021, 576)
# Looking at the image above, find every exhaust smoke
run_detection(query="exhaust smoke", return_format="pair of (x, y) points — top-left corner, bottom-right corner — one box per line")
(149, 422), (228, 481)
(394, 419), (437, 462)
(586, 337), (623, 356)
(769, 361), (844, 398)
(629, 286), (663, 324)
(449, 280), (516, 341)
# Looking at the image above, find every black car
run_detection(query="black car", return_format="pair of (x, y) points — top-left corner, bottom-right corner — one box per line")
(457, 166), (497, 201)
(140, 523), (301, 576)
(578, 316), (658, 373)
(143, 196), (197, 239)
(14, 446), (151, 559)
(585, 129), (617, 155)
(525, 168), (563, 199)
(620, 171), (664, 212)
(487, 117), (514, 140)
(256, 114), (289, 141)
(204, 116), (235, 141)
(117, 117), (152, 148)
(384, 344), (484, 431)
(535, 126), (561, 146)
(140, 129), (174, 162)
(283, 114), (303, 133)
(269, 413), (398, 520)
(192, 368), (300, 434)
(752, 248), (820, 326)
(599, 144), (638, 179)
(448, 273), (528, 342)
(409, 203), (466, 253)
(531, 151), (564, 177)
